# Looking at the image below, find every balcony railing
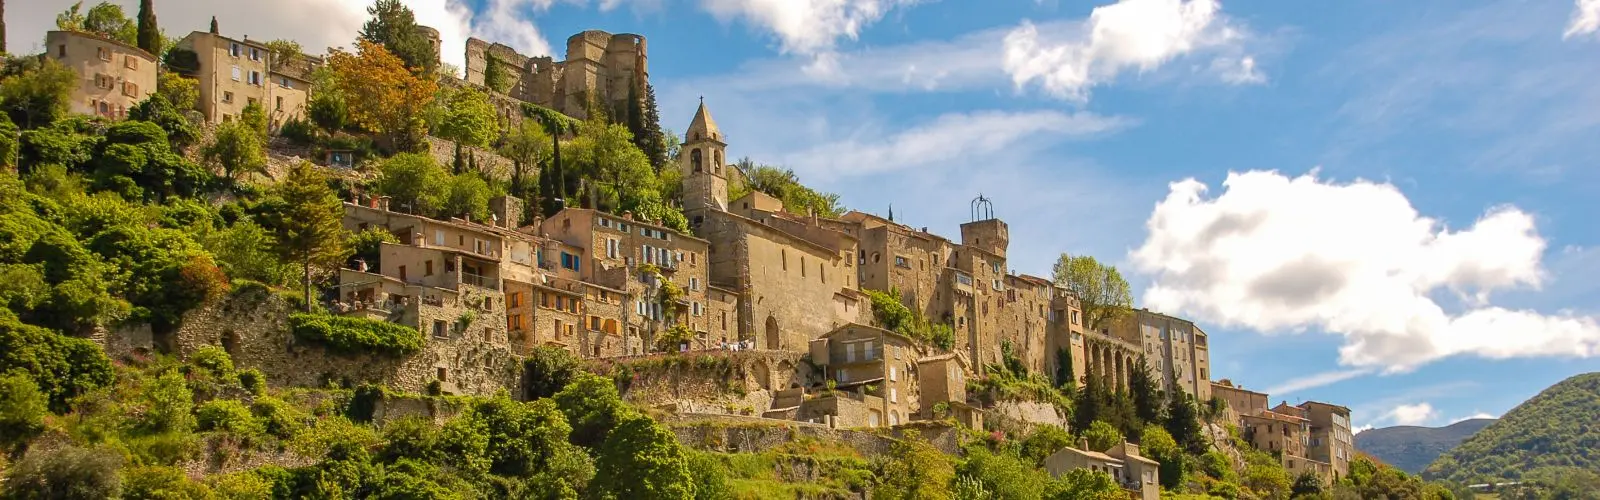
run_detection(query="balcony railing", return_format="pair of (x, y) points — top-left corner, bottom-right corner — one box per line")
(460, 272), (499, 290)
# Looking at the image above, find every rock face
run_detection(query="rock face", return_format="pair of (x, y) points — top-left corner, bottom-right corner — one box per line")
(1355, 418), (1495, 474)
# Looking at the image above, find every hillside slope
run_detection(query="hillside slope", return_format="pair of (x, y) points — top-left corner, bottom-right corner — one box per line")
(1355, 418), (1495, 474)
(1424, 372), (1600, 483)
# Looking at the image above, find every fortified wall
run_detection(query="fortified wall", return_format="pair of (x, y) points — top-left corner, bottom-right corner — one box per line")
(461, 30), (647, 120)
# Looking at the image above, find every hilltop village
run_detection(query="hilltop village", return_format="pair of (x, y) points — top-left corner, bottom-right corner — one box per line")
(0, 2), (1446, 498)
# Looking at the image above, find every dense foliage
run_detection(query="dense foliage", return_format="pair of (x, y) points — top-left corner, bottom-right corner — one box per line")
(729, 159), (846, 218)
(289, 313), (424, 356)
(1425, 372), (1600, 483)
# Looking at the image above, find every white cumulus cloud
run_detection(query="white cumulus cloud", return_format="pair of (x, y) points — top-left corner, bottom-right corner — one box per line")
(1566, 0), (1600, 39)
(1385, 403), (1437, 426)
(1002, 0), (1259, 102)
(1131, 169), (1600, 371)
(700, 0), (921, 60)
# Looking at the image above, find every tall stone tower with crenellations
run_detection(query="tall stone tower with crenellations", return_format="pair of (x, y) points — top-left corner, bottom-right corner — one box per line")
(461, 30), (648, 120)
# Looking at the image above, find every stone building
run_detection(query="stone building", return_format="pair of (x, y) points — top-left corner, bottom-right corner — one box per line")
(1044, 441), (1160, 500)
(806, 323), (921, 427)
(1211, 380), (1269, 423)
(1299, 400), (1355, 479)
(462, 30), (646, 120)
(44, 30), (157, 120)
(1045, 290), (1090, 386)
(915, 353), (969, 418)
(680, 100), (865, 351)
(173, 29), (318, 127)
(1111, 309), (1212, 401)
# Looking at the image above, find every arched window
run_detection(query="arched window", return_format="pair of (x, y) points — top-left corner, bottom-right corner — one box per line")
(714, 150), (722, 169)
(691, 149), (703, 172)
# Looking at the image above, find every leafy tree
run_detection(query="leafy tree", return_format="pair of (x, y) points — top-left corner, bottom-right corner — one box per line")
(591, 416), (696, 500)
(1019, 424), (1074, 467)
(57, 2), (136, 44)
(0, 113), (17, 170)
(436, 87), (498, 172)
(1054, 347), (1075, 389)
(0, 372), (47, 453)
(129, 92), (198, 149)
(1082, 420), (1121, 452)
(240, 101), (269, 139)
(443, 172), (493, 221)
(345, 226), (398, 271)
(1165, 392), (1207, 455)
(1242, 452), (1291, 499)
(264, 39), (303, 71)
(1291, 471), (1325, 497)
(957, 447), (1048, 500)
(327, 40), (436, 151)
(206, 220), (295, 285)
(0, 58), (76, 129)
(269, 162), (347, 311)
(1129, 356), (1163, 426)
(482, 56), (514, 93)
(499, 118), (549, 201)
(135, 0), (159, 55)
(124, 466), (216, 499)
(568, 117), (658, 214)
(137, 370), (195, 434)
(0, 311), (115, 412)
(358, 0), (437, 75)
(523, 346), (580, 400)
(1050, 254), (1132, 333)
(203, 120), (266, 183)
(555, 373), (630, 449)
(1139, 426), (1186, 489)
(738, 162), (846, 217)
(877, 431), (956, 500)
(0, 445), (125, 499)
(155, 73), (199, 112)
(375, 153), (449, 215)
(1044, 469), (1123, 500)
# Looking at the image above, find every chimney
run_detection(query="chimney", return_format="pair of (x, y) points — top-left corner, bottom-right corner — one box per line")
(622, 211), (634, 221)
(1080, 438), (1089, 450)
(378, 196), (391, 212)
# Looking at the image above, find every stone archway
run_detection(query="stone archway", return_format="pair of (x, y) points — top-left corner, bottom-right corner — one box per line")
(765, 316), (781, 350)
(221, 330), (240, 357)
(753, 360), (772, 390)
(1114, 354), (1126, 392)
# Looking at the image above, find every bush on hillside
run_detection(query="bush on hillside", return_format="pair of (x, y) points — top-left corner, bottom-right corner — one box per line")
(289, 313), (423, 356)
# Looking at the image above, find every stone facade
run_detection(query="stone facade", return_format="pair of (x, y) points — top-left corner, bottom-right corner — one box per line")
(1044, 442), (1159, 500)
(809, 324), (922, 427)
(173, 30), (317, 127)
(462, 30), (646, 120)
(44, 30), (157, 120)
(168, 286), (521, 396)
(1299, 400), (1354, 479)
(1111, 309), (1213, 401)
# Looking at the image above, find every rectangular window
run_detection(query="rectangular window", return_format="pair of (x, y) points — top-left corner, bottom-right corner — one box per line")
(889, 366), (897, 381)
(424, 260), (434, 276)
(250, 71), (261, 85)
(846, 343), (856, 363)
(222, 91), (234, 103)
(279, 77), (291, 88)
(58, 45), (67, 57)
(275, 96), (283, 111)
(125, 56), (138, 69)
(509, 292), (522, 308)
(250, 47), (261, 61)
(894, 256), (909, 268)
(398, 266), (408, 281)
(97, 47), (110, 61)
(432, 320), (447, 338)
(889, 388), (898, 403)
(689, 277), (699, 291)
(247, 97), (257, 107)
(230, 43), (241, 57)
(232, 66), (241, 81)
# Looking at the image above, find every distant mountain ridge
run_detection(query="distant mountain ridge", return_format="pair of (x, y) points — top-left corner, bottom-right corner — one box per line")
(1354, 418), (1495, 474)
(1424, 372), (1600, 483)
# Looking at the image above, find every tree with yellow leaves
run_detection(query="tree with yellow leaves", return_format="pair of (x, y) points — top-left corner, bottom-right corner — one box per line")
(326, 39), (436, 152)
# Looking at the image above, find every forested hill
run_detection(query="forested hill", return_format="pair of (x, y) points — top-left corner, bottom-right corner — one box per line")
(1355, 418), (1494, 474)
(1424, 372), (1600, 483)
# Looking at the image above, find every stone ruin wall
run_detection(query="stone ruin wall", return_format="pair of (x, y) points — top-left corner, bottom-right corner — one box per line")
(101, 286), (523, 397)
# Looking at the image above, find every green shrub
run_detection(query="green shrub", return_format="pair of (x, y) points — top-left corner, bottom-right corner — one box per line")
(0, 311), (115, 413)
(289, 313), (423, 356)
(251, 397), (310, 440)
(210, 470), (273, 500)
(190, 345), (235, 379)
(0, 372), (48, 452)
(197, 399), (264, 436)
(123, 465), (214, 499)
(1, 445), (124, 499)
(237, 369), (266, 395)
(279, 117), (316, 146)
(136, 371), (195, 435)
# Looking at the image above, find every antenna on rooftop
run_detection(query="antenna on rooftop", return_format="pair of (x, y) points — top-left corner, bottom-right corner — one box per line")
(970, 194), (994, 221)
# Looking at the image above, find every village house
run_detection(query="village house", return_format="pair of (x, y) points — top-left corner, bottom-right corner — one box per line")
(1044, 441), (1161, 500)
(804, 323), (921, 428)
(44, 30), (157, 120)
(173, 25), (318, 127)
(1300, 400), (1355, 479)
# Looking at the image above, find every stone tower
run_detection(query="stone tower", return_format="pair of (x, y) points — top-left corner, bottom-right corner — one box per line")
(414, 25), (442, 69)
(681, 98), (728, 218)
(960, 219), (1009, 258)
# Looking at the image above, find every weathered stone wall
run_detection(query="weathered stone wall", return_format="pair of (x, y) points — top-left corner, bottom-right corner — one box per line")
(988, 400), (1069, 432)
(151, 286), (522, 396)
(425, 136), (517, 182)
(596, 350), (809, 415)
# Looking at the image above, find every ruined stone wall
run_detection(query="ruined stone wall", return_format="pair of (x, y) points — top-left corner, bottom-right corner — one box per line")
(162, 286), (522, 396)
(989, 400), (1069, 432)
(425, 136), (516, 182)
(998, 277), (1052, 375)
(598, 350), (809, 414)
(668, 415), (961, 457)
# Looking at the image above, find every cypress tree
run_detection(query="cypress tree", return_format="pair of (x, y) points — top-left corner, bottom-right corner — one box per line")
(1055, 347), (1075, 389)
(1129, 356), (1165, 426)
(136, 0), (159, 55)
(1164, 392), (1207, 455)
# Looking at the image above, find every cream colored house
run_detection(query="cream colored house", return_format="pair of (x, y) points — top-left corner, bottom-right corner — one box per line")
(807, 323), (920, 427)
(44, 31), (157, 120)
(174, 30), (316, 127)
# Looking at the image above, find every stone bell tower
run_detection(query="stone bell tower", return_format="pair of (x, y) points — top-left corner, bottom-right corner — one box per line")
(680, 97), (728, 218)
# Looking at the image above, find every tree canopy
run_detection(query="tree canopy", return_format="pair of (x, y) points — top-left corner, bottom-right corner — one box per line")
(1050, 253), (1132, 333)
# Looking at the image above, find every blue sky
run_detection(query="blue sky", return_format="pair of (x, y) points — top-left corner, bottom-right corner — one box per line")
(11, 0), (1600, 430)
